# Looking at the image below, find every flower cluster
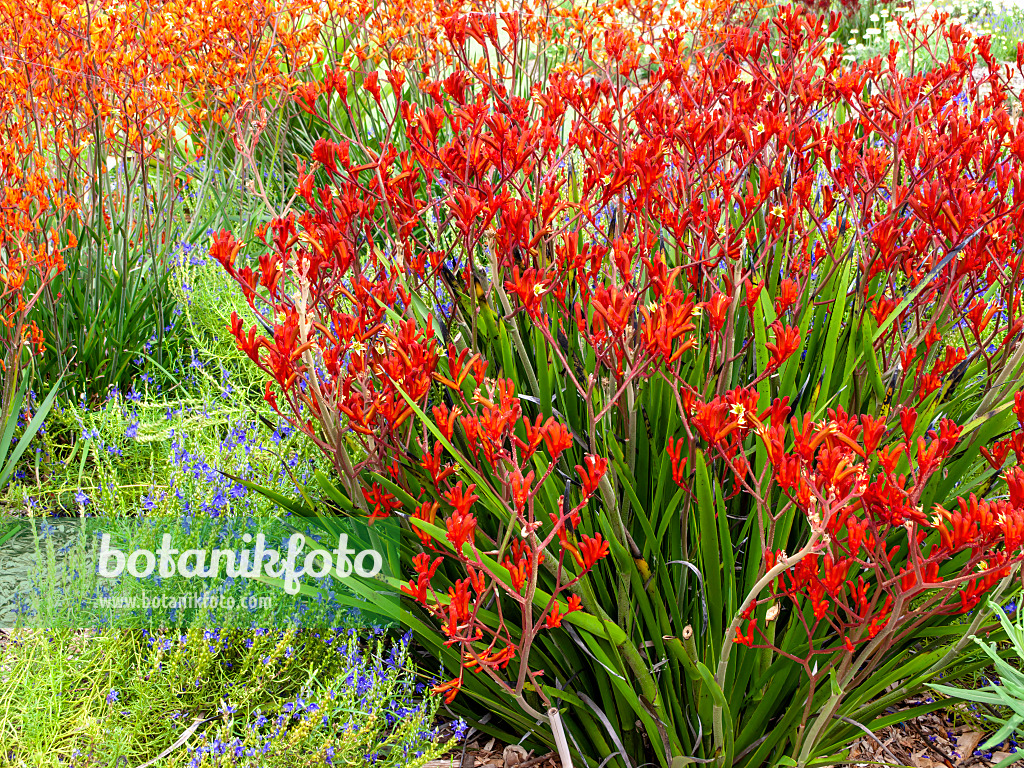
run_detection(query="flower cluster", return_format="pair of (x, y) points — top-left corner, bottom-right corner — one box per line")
(215, 0), (1024, 761)
(710, 394), (1024, 658)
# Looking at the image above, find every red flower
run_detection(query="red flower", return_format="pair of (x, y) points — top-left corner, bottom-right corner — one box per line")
(209, 229), (240, 273)
(412, 501), (439, 548)
(666, 436), (688, 486)
(510, 469), (534, 511)
(442, 482), (480, 516)
(900, 408), (918, 443)
(295, 81), (319, 115)
(542, 418), (573, 457)
(576, 455), (608, 497)
(869, 294), (895, 325)
(433, 677), (462, 704)
(545, 603), (565, 628)
(362, 482), (400, 523)
(775, 278), (800, 315)
(401, 554), (441, 604)
(363, 70), (381, 102)
(735, 619), (758, 646)
(444, 510), (475, 553)
(507, 557), (528, 592)
(765, 322), (801, 368)
(706, 292), (731, 331)
(505, 266), (548, 317)
(578, 532), (610, 570)
(544, 594), (581, 629)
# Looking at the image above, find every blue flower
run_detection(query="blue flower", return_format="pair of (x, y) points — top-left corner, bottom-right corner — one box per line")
(75, 490), (90, 506)
(106, 689), (119, 705)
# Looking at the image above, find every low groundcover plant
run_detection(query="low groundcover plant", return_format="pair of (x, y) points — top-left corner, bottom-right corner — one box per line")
(209, 2), (1024, 767)
(0, 626), (454, 767)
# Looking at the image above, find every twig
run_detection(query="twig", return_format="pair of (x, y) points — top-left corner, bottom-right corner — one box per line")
(835, 715), (906, 768)
(518, 753), (558, 768)
(907, 719), (956, 768)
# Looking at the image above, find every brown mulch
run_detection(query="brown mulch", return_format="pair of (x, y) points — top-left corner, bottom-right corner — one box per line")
(847, 698), (1018, 768)
(426, 736), (561, 768)
(430, 698), (1020, 768)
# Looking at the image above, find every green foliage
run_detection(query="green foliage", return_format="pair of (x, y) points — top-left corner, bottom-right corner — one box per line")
(31, 151), (184, 403)
(930, 601), (1024, 752)
(0, 375), (62, 495)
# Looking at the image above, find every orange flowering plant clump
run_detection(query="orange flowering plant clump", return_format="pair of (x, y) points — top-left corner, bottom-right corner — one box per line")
(215, 2), (1024, 766)
(0, 0), (339, 395)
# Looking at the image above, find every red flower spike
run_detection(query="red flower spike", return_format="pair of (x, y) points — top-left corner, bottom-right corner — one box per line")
(735, 619), (758, 647)
(541, 417), (573, 458)
(775, 278), (800, 315)
(412, 502), (439, 548)
(860, 414), (886, 456)
(980, 443), (1011, 471)
(666, 436), (688, 486)
(900, 409), (918, 443)
(445, 509), (477, 553)
(263, 382), (278, 412)
(546, 601), (565, 628)
(432, 405), (459, 442)
(577, 533), (610, 570)
(706, 292), (731, 332)
(362, 482), (401, 523)
(209, 230), (241, 273)
(432, 677), (462, 704)
(401, 554), (442, 604)
(363, 71), (382, 102)
(869, 294), (895, 325)
(1007, 467), (1024, 508)
(576, 455), (608, 497)
(510, 469), (535, 511)
(295, 81), (319, 116)
(765, 322), (801, 369)
(443, 482), (479, 516)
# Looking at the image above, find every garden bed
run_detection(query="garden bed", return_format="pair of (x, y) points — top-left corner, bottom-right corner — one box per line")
(4, 0), (1024, 765)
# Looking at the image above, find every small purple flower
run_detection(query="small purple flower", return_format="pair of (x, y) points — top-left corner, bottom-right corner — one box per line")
(106, 689), (119, 705)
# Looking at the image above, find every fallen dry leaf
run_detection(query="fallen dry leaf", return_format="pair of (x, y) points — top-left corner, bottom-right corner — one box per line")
(958, 732), (986, 759)
(503, 745), (529, 767)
